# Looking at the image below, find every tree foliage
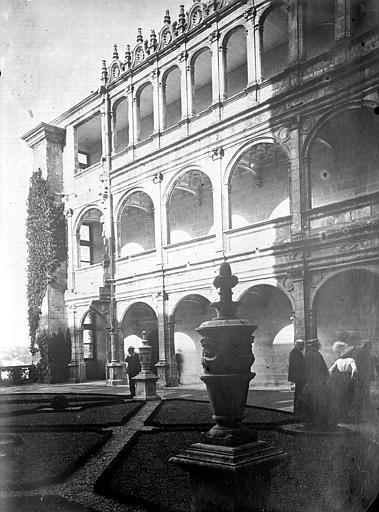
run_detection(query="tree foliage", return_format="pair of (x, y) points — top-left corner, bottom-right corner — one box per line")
(26, 169), (67, 353)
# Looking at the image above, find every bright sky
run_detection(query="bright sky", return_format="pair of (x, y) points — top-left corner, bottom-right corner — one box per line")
(0, 0), (184, 352)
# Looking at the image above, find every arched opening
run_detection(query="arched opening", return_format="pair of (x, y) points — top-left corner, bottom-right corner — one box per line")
(304, 0), (335, 59)
(81, 310), (106, 380)
(239, 285), (293, 385)
(163, 66), (182, 128)
(77, 208), (103, 268)
(224, 26), (248, 98)
(118, 191), (155, 257)
(309, 107), (379, 208)
(114, 97), (129, 152)
(262, 5), (289, 80)
(192, 48), (212, 114)
(229, 143), (290, 228)
(121, 302), (159, 372)
(168, 170), (214, 244)
(172, 295), (213, 384)
(76, 113), (102, 170)
(315, 269), (379, 367)
(137, 83), (154, 141)
(351, 0), (378, 37)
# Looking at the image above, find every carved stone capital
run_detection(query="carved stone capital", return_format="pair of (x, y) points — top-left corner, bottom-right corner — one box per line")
(210, 146), (224, 160)
(150, 69), (160, 81)
(126, 83), (134, 95)
(244, 7), (256, 22)
(208, 30), (220, 44)
(177, 50), (188, 63)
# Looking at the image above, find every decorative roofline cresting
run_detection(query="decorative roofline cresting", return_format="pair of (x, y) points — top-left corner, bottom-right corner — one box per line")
(105, 0), (239, 85)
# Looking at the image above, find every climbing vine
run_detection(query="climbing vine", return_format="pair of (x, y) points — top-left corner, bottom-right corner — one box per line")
(26, 169), (67, 354)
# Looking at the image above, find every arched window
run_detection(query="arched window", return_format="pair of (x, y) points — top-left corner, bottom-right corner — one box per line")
(114, 98), (129, 152)
(305, 0), (335, 59)
(192, 48), (212, 114)
(351, 0), (379, 36)
(262, 5), (289, 80)
(76, 113), (102, 170)
(224, 26), (248, 98)
(163, 67), (182, 128)
(230, 143), (290, 228)
(78, 208), (103, 268)
(119, 192), (155, 257)
(168, 170), (214, 244)
(137, 83), (154, 141)
(309, 107), (379, 208)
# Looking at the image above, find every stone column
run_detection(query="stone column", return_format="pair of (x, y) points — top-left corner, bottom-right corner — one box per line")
(187, 56), (195, 117)
(288, 0), (300, 65)
(209, 146), (225, 253)
(158, 75), (167, 131)
(209, 30), (221, 106)
(155, 293), (178, 387)
(177, 51), (189, 120)
(132, 90), (140, 143)
(253, 17), (263, 84)
(286, 120), (303, 237)
(126, 83), (135, 147)
(244, 6), (257, 86)
(151, 68), (160, 134)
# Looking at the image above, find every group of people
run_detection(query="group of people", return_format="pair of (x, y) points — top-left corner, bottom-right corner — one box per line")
(288, 338), (378, 428)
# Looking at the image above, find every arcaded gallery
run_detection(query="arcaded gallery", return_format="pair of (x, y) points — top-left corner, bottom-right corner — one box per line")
(23, 0), (379, 387)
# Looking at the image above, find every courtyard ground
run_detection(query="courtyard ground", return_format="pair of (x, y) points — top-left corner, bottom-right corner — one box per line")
(0, 383), (378, 512)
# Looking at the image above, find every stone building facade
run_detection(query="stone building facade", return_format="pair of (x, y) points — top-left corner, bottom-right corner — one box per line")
(22, 0), (379, 386)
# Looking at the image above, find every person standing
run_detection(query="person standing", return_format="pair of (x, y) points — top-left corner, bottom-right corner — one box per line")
(125, 346), (141, 397)
(303, 339), (332, 429)
(354, 341), (378, 421)
(288, 339), (306, 417)
(329, 341), (357, 423)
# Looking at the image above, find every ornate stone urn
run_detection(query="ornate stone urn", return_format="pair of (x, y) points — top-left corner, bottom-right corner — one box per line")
(197, 261), (257, 445)
(170, 262), (288, 512)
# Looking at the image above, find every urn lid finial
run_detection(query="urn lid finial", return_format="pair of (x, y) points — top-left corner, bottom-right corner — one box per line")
(212, 262), (239, 319)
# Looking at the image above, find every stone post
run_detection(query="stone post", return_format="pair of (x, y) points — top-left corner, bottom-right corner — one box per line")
(170, 262), (288, 512)
(133, 331), (160, 401)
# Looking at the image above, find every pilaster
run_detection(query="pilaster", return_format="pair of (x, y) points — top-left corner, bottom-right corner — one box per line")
(177, 51), (189, 120)
(244, 7), (257, 86)
(209, 30), (221, 105)
(151, 68), (160, 134)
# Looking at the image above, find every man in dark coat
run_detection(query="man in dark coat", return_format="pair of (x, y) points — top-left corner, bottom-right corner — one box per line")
(303, 339), (332, 429)
(125, 346), (141, 397)
(288, 339), (306, 417)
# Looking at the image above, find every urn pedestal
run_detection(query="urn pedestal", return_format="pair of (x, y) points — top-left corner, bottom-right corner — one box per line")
(133, 331), (160, 401)
(170, 262), (288, 512)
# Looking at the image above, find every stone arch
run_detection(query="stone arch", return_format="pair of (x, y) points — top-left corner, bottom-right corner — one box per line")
(259, 2), (289, 80)
(312, 269), (379, 367)
(74, 206), (104, 268)
(162, 65), (182, 128)
(116, 190), (155, 257)
(171, 294), (214, 384)
(239, 283), (294, 385)
(166, 169), (214, 244)
(190, 46), (212, 114)
(112, 95), (129, 152)
(79, 309), (107, 380)
(305, 105), (379, 208)
(222, 24), (248, 98)
(228, 141), (290, 229)
(136, 81), (154, 141)
(120, 301), (159, 372)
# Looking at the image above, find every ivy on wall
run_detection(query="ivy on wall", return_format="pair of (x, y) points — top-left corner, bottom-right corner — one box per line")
(26, 169), (67, 354)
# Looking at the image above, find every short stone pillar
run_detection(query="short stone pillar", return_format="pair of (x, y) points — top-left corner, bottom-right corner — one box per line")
(134, 331), (160, 401)
(170, 262), (288, 512)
